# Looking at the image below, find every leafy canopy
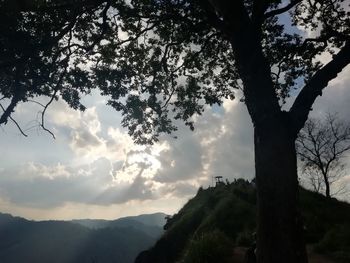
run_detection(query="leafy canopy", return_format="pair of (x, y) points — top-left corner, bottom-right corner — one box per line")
(0, 0), (349, 143)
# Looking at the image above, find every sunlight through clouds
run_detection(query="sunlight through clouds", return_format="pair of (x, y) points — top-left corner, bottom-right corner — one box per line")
(1, 68), (350, 218)
(0, 93), (256, 218)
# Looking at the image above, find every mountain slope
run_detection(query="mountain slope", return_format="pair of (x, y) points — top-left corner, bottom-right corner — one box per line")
(135, 180), (350, 263)
(0, 213), (165, 263)
(72, 213), (166, 238)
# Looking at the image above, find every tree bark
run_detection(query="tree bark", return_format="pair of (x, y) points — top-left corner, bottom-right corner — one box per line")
(217, 3), (309, 261)
(254, 117), (308, 263)
(204, 2), (350, 262)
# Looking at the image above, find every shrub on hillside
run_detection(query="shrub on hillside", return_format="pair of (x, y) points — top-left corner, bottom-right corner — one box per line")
(236, 231), (254, 247)
(181, 230), (233, 263)
(314, 224), (350, 263)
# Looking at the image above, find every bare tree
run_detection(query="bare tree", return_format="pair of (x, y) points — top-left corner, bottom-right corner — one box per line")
(297, 114), (350, 198)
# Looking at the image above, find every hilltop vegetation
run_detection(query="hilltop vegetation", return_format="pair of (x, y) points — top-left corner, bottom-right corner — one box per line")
(2, 182), (349, 263)
(136, 180), (350, 263)
(0, 213), (165, 263)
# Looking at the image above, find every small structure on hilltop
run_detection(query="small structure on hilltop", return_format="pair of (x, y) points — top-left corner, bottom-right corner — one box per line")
(214, 176), (224, 186)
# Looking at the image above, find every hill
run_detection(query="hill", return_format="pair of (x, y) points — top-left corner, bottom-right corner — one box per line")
(135, 180), (350, 263)
(0, 212), (165, 263)
(72, 213), (166, 238)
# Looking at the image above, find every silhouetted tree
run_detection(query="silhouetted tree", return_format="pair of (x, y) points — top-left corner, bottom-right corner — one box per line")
(1, 1), (350, 262)
(297, 114), (350, 198)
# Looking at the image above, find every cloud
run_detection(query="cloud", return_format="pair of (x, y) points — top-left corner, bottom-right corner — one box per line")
(158, 182), (199, 197)
(0, 158), (156, 208)
(25, 162), (71, 179)
(0, 93), (257, 212)
(198, 101), (254, 182)
(150, 97), (255, 186)
(311, 65), (350, 120)
(293, 65), (350, 196)
(1, 62), (349, 219)
(154, 134), (203, 183)
(94, 173), (156, 205)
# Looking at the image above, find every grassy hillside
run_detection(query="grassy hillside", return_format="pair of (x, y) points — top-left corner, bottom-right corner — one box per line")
(135, 179), (350, 263)
(0, 213), (165, 263)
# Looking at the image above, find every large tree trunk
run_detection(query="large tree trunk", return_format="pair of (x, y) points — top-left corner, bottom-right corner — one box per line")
(254, 119), (308, 263)
(203, 3), (310, 262)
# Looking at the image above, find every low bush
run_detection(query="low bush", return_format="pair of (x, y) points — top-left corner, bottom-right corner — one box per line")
(314, 224), (350, 263)
(181, 230), (233, 263)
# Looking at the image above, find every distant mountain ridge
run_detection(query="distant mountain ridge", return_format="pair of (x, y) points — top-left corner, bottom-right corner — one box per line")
(0, 212), (166, 263)
(72, 213), (166, 238)
(72, 212), (166, 228)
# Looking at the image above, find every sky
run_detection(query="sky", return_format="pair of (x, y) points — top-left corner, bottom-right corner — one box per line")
(0, 62), (350, 220)
(0, 4), (350, 220)
(0, 89), (253, 220)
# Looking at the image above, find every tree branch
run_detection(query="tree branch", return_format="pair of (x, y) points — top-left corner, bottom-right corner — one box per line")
(7, 0), (106, 12)
(0, 103), (28, 137)
(290, 41), (350, 134)
(198, 1), (231, 37)
(264, 0), (303, 19)
(0, 70), (23, 125)
(207, 0), (282, 124)
(39, 69), (68, 139)
(252, 0), (269, 26)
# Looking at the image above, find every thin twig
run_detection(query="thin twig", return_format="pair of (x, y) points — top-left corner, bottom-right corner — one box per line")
(40, 71), (67, 140)
(27, 99), (46, 107)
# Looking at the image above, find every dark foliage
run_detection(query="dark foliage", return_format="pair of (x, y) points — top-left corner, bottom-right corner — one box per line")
(0, 1), (349, 142)
(1, 1), (350, 262)
(182, 230), (234, 263)
(136, 181), (350, 263)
